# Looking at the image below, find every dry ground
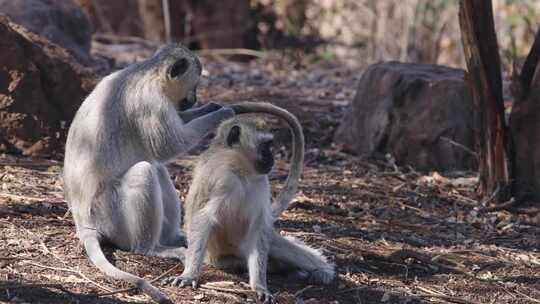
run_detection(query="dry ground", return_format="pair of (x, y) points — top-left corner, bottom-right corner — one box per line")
(1, 51), (540, 304)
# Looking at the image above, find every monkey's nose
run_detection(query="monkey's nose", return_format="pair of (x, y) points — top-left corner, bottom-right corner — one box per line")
(193, 57), (202, 75)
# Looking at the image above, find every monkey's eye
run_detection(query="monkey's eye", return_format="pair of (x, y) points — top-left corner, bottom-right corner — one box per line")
(168, 58), (189, 79)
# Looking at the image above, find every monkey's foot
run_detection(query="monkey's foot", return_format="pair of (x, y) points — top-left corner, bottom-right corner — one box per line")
(307, 268), (335, 285)
(256, 289), (274, 304)
(163, 274), (198, 289)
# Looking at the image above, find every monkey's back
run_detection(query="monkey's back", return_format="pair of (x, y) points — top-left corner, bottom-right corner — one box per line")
(63, 71), (147, 230)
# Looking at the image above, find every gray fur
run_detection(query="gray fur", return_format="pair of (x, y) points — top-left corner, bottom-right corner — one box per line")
(166, 115), (334, 303)
(63, 43), (234, 304)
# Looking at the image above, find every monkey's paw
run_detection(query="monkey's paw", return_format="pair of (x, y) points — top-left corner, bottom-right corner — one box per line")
(256, 289), (274, 304)
(163, 274), (199, 289)
(205, 102), (222, 112)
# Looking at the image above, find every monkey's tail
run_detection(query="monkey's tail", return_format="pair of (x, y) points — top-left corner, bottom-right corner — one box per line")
(83, 233), (173, 304)
(230, 102), (305, 218)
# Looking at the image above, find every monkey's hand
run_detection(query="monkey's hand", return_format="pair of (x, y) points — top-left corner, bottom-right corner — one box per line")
(178, 102), (224, 123)
(164, 272), (199, 289)
(216, 106), (235, 119)
(202, 102), (223, 113)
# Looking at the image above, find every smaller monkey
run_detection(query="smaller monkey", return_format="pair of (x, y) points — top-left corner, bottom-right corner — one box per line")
(165, 104), (335, 302)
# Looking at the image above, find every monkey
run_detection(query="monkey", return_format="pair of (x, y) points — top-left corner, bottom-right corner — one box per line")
(165, 103), (335, 303)
(63, 43), (235, 304)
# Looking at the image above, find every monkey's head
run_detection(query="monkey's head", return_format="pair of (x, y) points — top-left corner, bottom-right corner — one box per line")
(214, 117), (275, 175)
(150, 43), (203, 111)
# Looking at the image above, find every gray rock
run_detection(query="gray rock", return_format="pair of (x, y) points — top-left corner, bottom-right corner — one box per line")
(0, 0), (93, 64)
(334, 61), (476, 171)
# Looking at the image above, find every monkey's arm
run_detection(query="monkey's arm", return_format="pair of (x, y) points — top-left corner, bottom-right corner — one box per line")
(149, 107), (234, 160)
(247, 226), (272, 301)
(178, 102), (222, 123)
(177, 106), (234, 147)
(169, 209), (215, 288)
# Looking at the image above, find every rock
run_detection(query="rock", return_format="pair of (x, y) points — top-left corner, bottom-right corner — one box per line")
(0, 15), (95, 157)
(334, 62), (476, 171)
(509, 64), (540, 199)
(0, 0), (93, 64)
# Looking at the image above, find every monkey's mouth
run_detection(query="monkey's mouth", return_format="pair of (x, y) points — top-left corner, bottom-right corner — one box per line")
(255, 158), (274, 174)
(178, 96), (196, 111)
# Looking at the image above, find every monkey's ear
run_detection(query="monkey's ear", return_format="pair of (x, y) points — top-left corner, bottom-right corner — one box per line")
(168, 58), (189, 79)
(227, 125), (241, 147)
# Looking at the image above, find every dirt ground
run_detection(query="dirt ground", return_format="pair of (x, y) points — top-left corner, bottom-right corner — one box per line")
(1, 48), (540, 304)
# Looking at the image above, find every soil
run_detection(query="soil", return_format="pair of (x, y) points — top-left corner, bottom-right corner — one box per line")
(1, 46), (540, 304)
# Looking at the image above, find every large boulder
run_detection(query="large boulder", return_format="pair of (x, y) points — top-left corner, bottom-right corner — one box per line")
(334, 62), (476, 171)
(0, 16), (95, 157)
(0, 0), (93, 65)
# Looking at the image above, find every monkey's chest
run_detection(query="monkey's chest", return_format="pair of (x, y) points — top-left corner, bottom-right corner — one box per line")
(208, 195), (271, 256)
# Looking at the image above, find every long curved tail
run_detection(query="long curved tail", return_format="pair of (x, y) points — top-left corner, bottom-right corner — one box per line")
(230, 102), (305, 218)
(83, 233), (172, 304)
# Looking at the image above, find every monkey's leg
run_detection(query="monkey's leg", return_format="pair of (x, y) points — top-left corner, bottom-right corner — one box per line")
(156, 165), (186, 247)
(246, 228), (272, 302)
(269, 233), (335, 285)
(113, 161), (164, 253)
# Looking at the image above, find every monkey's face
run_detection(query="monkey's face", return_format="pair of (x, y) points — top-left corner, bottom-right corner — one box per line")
(225, 123), (275, 175)
(255, 138), (274, 174)
(157, 44), (202, 111)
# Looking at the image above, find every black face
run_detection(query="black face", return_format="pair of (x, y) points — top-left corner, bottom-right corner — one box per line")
(255, 140), (274, 174)
(178, 87), (197, 111)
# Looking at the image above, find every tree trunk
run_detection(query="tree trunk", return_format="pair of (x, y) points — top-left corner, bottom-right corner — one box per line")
(458, 0), (510, 201)
(509, 28), (540, 201)
(138, 0), (165, 42)
(184, 0), (252, 49)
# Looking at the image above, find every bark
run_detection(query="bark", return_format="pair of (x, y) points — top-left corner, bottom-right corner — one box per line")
(519, 28), (540, 99)
(508, 28), (540, 201)
(458, 0), (510, 201)
(138, 0), (164, 42)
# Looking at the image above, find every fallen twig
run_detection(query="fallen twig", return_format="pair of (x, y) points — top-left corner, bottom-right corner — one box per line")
(479, 196), (540, 215)
(26, 261), (113, 293)
(479, 197), (517, 213)
(196, 48), (267, 58)
(440, 137), (478, 159)
(414, 286), (480, 304)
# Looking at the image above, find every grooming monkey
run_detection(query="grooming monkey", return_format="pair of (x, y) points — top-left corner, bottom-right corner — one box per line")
(166, 102), (335, 302)
(63, 44), (234, 304)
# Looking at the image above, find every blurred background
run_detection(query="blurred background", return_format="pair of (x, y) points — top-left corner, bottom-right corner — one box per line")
(73, 0), (539, 68)
(2, 2), (540, 303)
